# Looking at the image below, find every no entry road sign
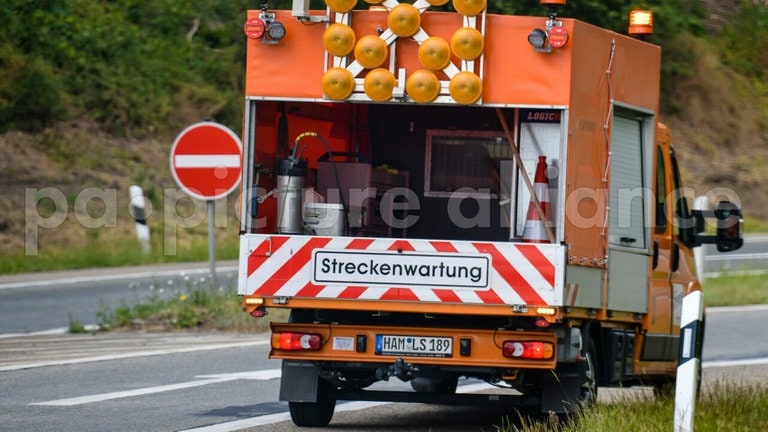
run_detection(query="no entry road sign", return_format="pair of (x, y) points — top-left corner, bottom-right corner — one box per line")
(170, 122), (243, 201)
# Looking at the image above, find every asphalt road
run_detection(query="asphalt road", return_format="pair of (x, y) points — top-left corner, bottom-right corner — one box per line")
(0, 246), (766, 431)
(1, 311), (767, 432)
(702, 234), (768, 276)
(0, 261), (238, 334)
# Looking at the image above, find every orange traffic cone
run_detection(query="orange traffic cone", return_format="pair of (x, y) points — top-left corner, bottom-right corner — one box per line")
(522, 156), (552, 243)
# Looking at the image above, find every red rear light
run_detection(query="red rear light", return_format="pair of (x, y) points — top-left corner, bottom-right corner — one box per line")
(274, 332), (322, 350)
(502, 341), (554, 360)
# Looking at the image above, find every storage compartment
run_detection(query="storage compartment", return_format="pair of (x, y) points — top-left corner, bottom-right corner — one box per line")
(316, 161), (410, 237)
(303, 203), (345, 236)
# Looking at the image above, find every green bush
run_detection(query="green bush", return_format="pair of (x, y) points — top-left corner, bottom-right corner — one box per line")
(0, 0), (250, 136)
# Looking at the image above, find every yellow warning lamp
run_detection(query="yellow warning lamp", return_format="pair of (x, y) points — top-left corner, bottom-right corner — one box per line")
(629, 10), (654, 38)
(354, 35), (388, 69)
(418, 37), (451, 70)
(451, 27), (484, 60)
(449, 71), (482, 105)
(364, 68), (396, 101)
(406, 70), (440, 103)
(325, 0), (357, 14)
(321, 67), (355, 100)
(388, 4), (421, 38)
(323, 23), (356, 57)
(452, 0), (487, 17)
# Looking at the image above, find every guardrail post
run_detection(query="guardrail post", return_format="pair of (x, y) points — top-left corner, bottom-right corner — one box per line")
(129, 185), (151, 254)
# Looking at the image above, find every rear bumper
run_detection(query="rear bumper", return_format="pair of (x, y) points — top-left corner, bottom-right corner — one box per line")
(269, 322), (557, 370)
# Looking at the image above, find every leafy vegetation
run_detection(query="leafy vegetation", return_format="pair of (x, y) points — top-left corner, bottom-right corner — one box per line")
(0, 0), (249, 136)
(1, 0), (765, 137)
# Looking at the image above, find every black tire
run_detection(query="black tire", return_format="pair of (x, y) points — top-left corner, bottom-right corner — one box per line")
(578, 334), (598, 408)
(288, 379), (336, 427)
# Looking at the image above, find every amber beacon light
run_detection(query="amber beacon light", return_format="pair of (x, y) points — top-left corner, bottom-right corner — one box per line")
(629, 10), (654, 37)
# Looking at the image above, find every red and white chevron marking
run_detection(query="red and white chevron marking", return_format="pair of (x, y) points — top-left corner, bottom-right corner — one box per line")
(238, 235), (566, 306)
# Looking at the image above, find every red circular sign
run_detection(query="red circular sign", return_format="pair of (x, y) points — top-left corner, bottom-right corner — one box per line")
(244, 18), (265, 39)
(548, 26), (569, 48)
(170, 122), (243, 201)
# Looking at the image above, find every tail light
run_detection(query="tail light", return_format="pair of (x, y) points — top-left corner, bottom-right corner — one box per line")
(272, 332), (322, 351)
(502, 341), (554, 360)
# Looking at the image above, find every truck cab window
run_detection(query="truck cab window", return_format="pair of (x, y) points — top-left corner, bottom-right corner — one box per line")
(655, 146), (667, 233)
(670, 148), (693, 244)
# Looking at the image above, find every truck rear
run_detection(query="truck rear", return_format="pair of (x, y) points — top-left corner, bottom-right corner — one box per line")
(237, 0), (744, 426)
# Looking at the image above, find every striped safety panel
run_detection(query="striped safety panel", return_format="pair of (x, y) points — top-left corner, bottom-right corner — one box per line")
(238, 235), (566, 306)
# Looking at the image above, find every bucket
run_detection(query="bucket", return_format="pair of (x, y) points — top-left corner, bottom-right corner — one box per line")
(304, 203), (346, 236)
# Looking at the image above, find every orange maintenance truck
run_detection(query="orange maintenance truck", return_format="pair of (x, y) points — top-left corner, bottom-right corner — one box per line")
(237, 0), (744, 426)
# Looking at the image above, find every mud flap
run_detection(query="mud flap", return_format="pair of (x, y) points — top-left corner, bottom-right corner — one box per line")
(279, 361), (320, 402)
(540, 370), (581, 413)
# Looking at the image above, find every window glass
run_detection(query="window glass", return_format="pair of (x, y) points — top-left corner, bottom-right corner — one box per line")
(655, 146), (667, 233)
(425, 130), (512, 198)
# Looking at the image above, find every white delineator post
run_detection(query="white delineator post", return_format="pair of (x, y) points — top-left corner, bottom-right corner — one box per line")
(674, 290), (704, 432)
(129, 185), (151, 254)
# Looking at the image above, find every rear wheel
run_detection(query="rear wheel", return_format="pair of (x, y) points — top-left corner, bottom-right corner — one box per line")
(288, 379), (337, 427)
(578, 334), (598, 408)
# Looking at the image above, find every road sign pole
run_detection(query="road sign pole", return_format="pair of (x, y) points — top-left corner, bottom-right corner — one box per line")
(674, 290), (704, 432)
(208, 200), (216, 280)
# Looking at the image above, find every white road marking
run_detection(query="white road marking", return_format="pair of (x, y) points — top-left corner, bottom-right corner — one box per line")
(30, 369), (281, 406)
(178, 383), (495, 432)
(706, 304), (768, 313)
(174, 155), (240, 168)
(179, 401), (390, 432)
(1, 340), (269, 372)
(703, 357), (768, 368)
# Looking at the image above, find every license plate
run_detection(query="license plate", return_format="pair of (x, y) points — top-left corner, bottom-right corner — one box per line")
(375, 334), (453, 358)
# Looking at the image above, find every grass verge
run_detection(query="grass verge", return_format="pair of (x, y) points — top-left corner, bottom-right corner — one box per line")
(89, 276), (288, 333)
(498, 381), (767, 432)
(703, 272), (768, 306)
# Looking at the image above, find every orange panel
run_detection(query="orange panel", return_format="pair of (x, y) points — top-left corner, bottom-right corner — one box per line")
(245, 10), (327, 98)
(245, 11), (577, 104)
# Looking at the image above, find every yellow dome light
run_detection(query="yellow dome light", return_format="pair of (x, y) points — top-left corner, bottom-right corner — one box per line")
(354, 35), (388, 69)
(449, 71), (482, 104)
(323, 23), (356, 57)
(363, 68), (396, 101)
(451, 27), (484, 60)
(321, 67), (355, 100)
(406, 69), (440, 103)
(452, 0), (486, 17)
(324, 0), (357, 14)
(418, 37), (451, 70)
(388, 3), (421, 38)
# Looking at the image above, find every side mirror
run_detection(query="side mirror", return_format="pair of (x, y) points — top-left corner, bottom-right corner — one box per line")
(714, 201), (743, 252)
(691, 200), (744, 253)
